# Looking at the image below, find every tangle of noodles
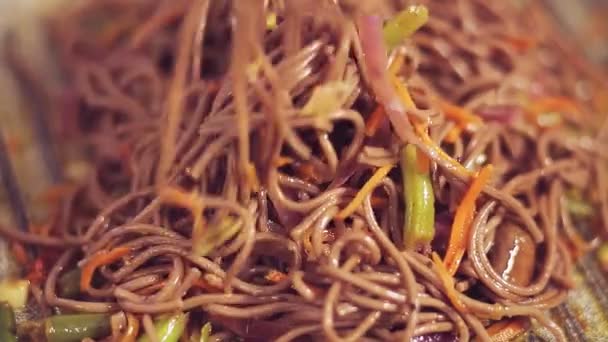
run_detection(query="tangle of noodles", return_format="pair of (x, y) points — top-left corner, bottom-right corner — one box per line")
(2, 0), (608, 341)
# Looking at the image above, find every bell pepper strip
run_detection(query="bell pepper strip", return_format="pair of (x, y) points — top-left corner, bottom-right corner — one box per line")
(137, 313), (189, 342)
(336, 164), (394, 220)
(431, 253), (467, 313)
(80, 247), (131, 292)
(383, 5), (429, 50)
(444, 126), (462, 143)
(401, 144), (435, 250)
(199, 322), (212, 342)
(443, 164), (494, 275)
(486, 317), (529, 341)
(45, 314), (111, 342)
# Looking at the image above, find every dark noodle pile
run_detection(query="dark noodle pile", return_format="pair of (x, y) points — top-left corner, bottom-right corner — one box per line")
(3, 0), (608, 341)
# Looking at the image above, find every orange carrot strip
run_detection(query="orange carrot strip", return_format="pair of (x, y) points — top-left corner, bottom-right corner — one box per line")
(414, 125), (472, 176)
(120, 313), (140, 342)
(438, 100), (483, 128)
(528, 96), (581, 118)
(444, 126), (462, 143)
(80, 247), (130, 291)
(10, 242), (29, 265)
(443, 164), (494, 275)
(193, 278), (221, 293)
(274, 156), (294, 167)
(431, 252), (468, 313)
(265, 270), (288, 283)
(365, 105), (387, 137)
(486, 317), (529, 341)
(336, 164), (394, 220)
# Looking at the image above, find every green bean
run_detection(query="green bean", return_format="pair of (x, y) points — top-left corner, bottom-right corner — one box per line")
(138, 313), (189, 342)
(57, 269), (81, 298)
(45, 314), (111, 342)
(200, 322), (212, 342)
(0, 302), (17, 342)
(401, 144), (435, 250)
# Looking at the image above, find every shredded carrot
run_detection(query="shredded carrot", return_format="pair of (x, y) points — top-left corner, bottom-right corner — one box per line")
(159, 186), (206, 244)
(10, 242), (29, 265)
(302, 227), (315, 257)
(5, 135), (23, 155)
(443, 164), (494, 275)
(527, 96), (581, 121)
(391, 75), (416, 108)
(26, 258), (45, 284)
(296, 163), (321, 183)
(503, 35), (537, 53)
(438, 100), (483, 129)
(370, 195), (388, 208)
(37, 183), (76, 203)
(336, 164), (394, 220)
(444, 126), (462, 143)
(414, 125), (472, 176)
(274, 156), (294, 167)
(80, 247), (130, 291)
(265, 270), (288, 283)
(120, 313), (140, 342)
(365, 105), (387, 136)
(431, 252), (468, 313)
(193, 278), (221, 293)
(246, 163), (260, 192)
(486, 317), (529, 341)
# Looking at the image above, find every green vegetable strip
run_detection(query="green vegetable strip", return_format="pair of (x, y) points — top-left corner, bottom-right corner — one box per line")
(383, 5), (429, 50)
(401, 144), (435, 250)
(0, 302), (17, 342)
(58, 269), (82, 298)
(199, 322), (212, 342)
(45, 314), (111, 342)
(138, 313), (189, 342)
(196, 218), (242, 256)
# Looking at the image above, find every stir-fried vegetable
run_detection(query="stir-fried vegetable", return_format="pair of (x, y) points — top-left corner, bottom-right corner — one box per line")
(383, 5), (429, 50)
(443, 164), (494, 275)
(137, 313), (189, 342)
(196, 218), (242, 257)
(58, 269), (81, 298)
(301, 81), (355, 116)
(0, 279), (29, 308)
(431, 253), (467, 313)
(565, 191), (595, 218)
(266, 12), (277, 30)
(336, 164), (394, 220)
(200, 322), (212, 342)
(0, 302), (17, 342)
(597, 242), (608, 272)
(120, 313), (140, 342)
(486, 317), (529, 341)
(159, 187), (206, 254)
(401, 144), (435, 250)
(45, 314), (111, 342)
(81, 247), (131, 291)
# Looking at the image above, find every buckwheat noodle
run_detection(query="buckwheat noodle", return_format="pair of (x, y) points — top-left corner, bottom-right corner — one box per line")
(2, 0), (608, 341)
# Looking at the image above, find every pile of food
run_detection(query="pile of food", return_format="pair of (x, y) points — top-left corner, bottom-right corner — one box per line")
(1, 0), (608, 341)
